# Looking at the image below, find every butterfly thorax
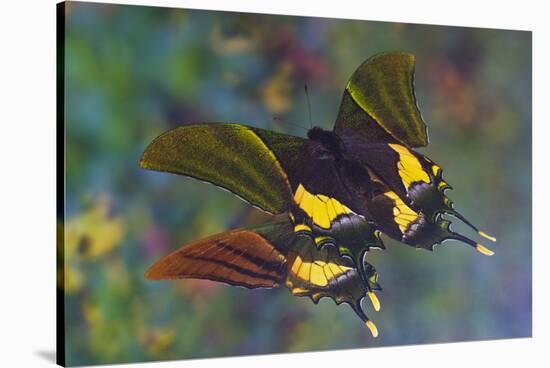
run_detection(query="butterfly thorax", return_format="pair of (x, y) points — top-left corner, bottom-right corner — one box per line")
(307, 126), (345, 159)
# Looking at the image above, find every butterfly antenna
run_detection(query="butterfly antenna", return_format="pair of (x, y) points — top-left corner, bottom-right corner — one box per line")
(272, 117), (308, 132)
(304, 83), (313, 129)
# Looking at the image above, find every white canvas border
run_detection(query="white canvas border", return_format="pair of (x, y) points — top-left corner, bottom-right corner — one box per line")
(0, 0), (545, 367)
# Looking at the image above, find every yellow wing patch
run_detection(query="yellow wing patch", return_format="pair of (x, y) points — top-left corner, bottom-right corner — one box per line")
(388, 144), (430, 189)
(384, 191), (419, 233)
(438, 181), (450, 191)
(293, 184), (353, 229)
(288, 254), (352, 288)
(293, 224), (312, 233)
(431, 164), (442, 177)
(314, 236), (332, 246)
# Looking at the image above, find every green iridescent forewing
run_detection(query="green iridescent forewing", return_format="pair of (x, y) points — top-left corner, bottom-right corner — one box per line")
(250, 127), (375, 218)
(334, 53), (496, 252)
(334, 52), (429, 148)
(140, 123), (374, 220)
(140, 123), (297, 214)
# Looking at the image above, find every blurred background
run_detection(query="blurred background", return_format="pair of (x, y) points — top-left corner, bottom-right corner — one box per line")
(61, 2), (531, 366)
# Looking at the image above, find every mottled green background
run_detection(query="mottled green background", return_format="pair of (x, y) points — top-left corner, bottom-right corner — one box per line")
(61, 2), (531, 366)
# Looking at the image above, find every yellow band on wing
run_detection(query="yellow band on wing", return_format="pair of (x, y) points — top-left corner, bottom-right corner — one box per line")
(289, 254), (351, 288)
(293, 224), (312, 233)
(384, 191), (419, 233)
(389, 144), (430, 189)
(293, 184), (353, 229)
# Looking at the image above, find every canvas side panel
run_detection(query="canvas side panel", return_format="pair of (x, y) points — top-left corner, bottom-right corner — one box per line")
(56, 2), (66, 366)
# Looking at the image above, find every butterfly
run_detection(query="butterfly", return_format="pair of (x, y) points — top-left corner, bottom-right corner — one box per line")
(140, 52), (495, 337)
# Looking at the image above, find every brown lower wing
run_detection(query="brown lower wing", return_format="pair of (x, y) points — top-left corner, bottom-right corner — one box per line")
(145, 229), (288, 289)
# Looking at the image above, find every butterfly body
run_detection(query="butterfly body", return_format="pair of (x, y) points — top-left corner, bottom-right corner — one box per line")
(307, 126), (345, 155)
(140, 52), (495, 337)
(288, 127), (458, 251)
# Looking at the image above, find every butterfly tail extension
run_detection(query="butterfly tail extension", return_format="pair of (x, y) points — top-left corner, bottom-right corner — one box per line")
(349, 299), (378, 338)
(284, 235), (381, 336)
(445, 208), (496, 243)
(437, 219), (495, 257)
(356, 252), (382, 311)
